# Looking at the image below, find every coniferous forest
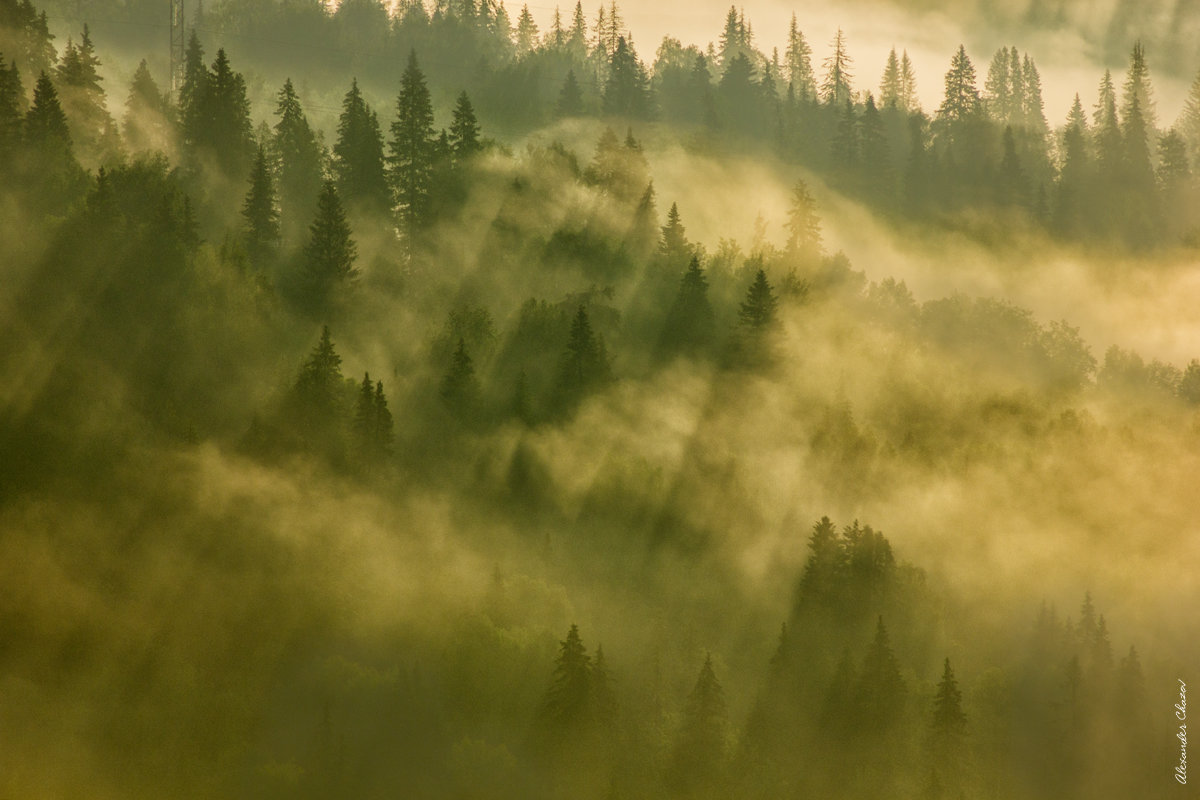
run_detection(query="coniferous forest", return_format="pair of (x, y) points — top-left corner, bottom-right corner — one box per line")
(2, 1), (1200, 798)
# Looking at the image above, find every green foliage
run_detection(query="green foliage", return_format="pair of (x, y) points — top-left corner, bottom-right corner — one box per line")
(297, 180), (358, 314)
(242, 144), (280, 267)
(333, 78), (390, 213)
(389, 51), (437, 235)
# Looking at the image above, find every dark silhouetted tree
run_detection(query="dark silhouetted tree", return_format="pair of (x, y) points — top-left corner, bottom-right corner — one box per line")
(668, 654), (728, 793)
(389, 51), (436, 236)
(273, 78), (325, 240)
(299, 180), (358, 313)
(448, 90), (481, 160)
(333, 79), (389, 213)
(659, 257), (716, 359)
(557, 68), (584, 116)
(242, 143), (280, 266)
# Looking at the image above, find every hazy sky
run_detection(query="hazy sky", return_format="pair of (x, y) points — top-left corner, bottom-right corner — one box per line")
(522, 0), (1193, 127)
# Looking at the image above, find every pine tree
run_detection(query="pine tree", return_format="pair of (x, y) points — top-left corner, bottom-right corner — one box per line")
(998, 125), (1026, 205)
(200, 48), (255, 176)
(548, 7), (565, 49)
(515, 4), (539, 55)
(373, 380), (393, 452)
(566, 1), (588, 59)
(25, 70), (76, 171)
(861, 93), (890, 169)
(820, 29), (853, 106)
(273, 78), (325, 239)
(899, 50), (918, 112)
(299, 180), (358, 312)
(179, 31), (207, 150)
(785, 13), (815, 100)
(440, 338), (480, 414)
(55, 26), (120, 166)
(831, 98), (859, 170)
(557, 68), (584, 116)
(1121, 41), (1157, 142)
(1054, 96), (1091, 237)
(857, 616), (906, 727)
(242, 144), (280, 266)
(535, 624), (593, 736)
(880, 48), (902, 109)
(1094, 71), (1123, 178)
(931, 657), (967, 744)
(554, 304), (611, 410)
(1157, 128), (1190, 190)
(121, 60), (170, 155)
(603, 36), (651, 118)
(625, 181), (659, 258)
(353, 372), (377, 453)
(659, 256), (716, 359)
(0, 56), (24, 163)
(738, 269), (778, 330)
(785, 178), (822, 262)
(389, 51), (437, 235)
(448, 90), (482, 160)
(1179, 65), (1200, 167)
(333, 78), (390, 213)
(668, 654), (728, 792)
(658, 201), (691, 265)
(590, 645), (617, 734)
(1022, 54), (1049, 136)
(291, 326), (345, 430)
(984, 46), (1013, 124)
(938, 45), (982, 127)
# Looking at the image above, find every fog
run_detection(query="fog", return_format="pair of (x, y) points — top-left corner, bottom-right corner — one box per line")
(2, 1), (1197, 798)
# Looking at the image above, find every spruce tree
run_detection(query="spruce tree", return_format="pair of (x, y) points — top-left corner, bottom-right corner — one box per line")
(201, 48), (255, 176)
(515, 4), (539, 55)
(439, 338), (480, 415)
(554, 305), (611, 411)
(242, 144), (280, 266)
(557, 69), (584, 117)
(333, 79), (390, 213)
(997, 125), (1026, 206)
(856, 616), (906, 727)
(937, 45), (982, 127)
(122, 60), (170, 155)
(984, 47), (1013, 124)
(55, 26), (120, 166)
(603, 36), (651, 118)
(179, 31), (207, 150)
(291, 326), (345, 432)
(738, 269), (778, 330)
(820, 29), (853, 106)
(299, 180), (358, 312)
(880, 48), (902, 109)
(273, 78), (325, 240)
(373, 380), (393, 453)
(389, 50), (436, 236)
(658, 201), (691, 265)
(668, 654), (728, 792)
(535, 624), (593, 737)
(658, 257), (716, 359)
(1179, 65), (1200, 167)
(0, 56), (23, 163)
(448, 90), (481, 160)
(25, 71), (76, 171)
(785, 179), (822, 262)
(1121, 41), (1157, 141)
(353, 372), (377, 455)
(899, 50), (918, 112)
(785, 14), (815, 100)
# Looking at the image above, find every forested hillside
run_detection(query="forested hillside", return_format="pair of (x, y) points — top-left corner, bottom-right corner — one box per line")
(1, 1), (1197, 798)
